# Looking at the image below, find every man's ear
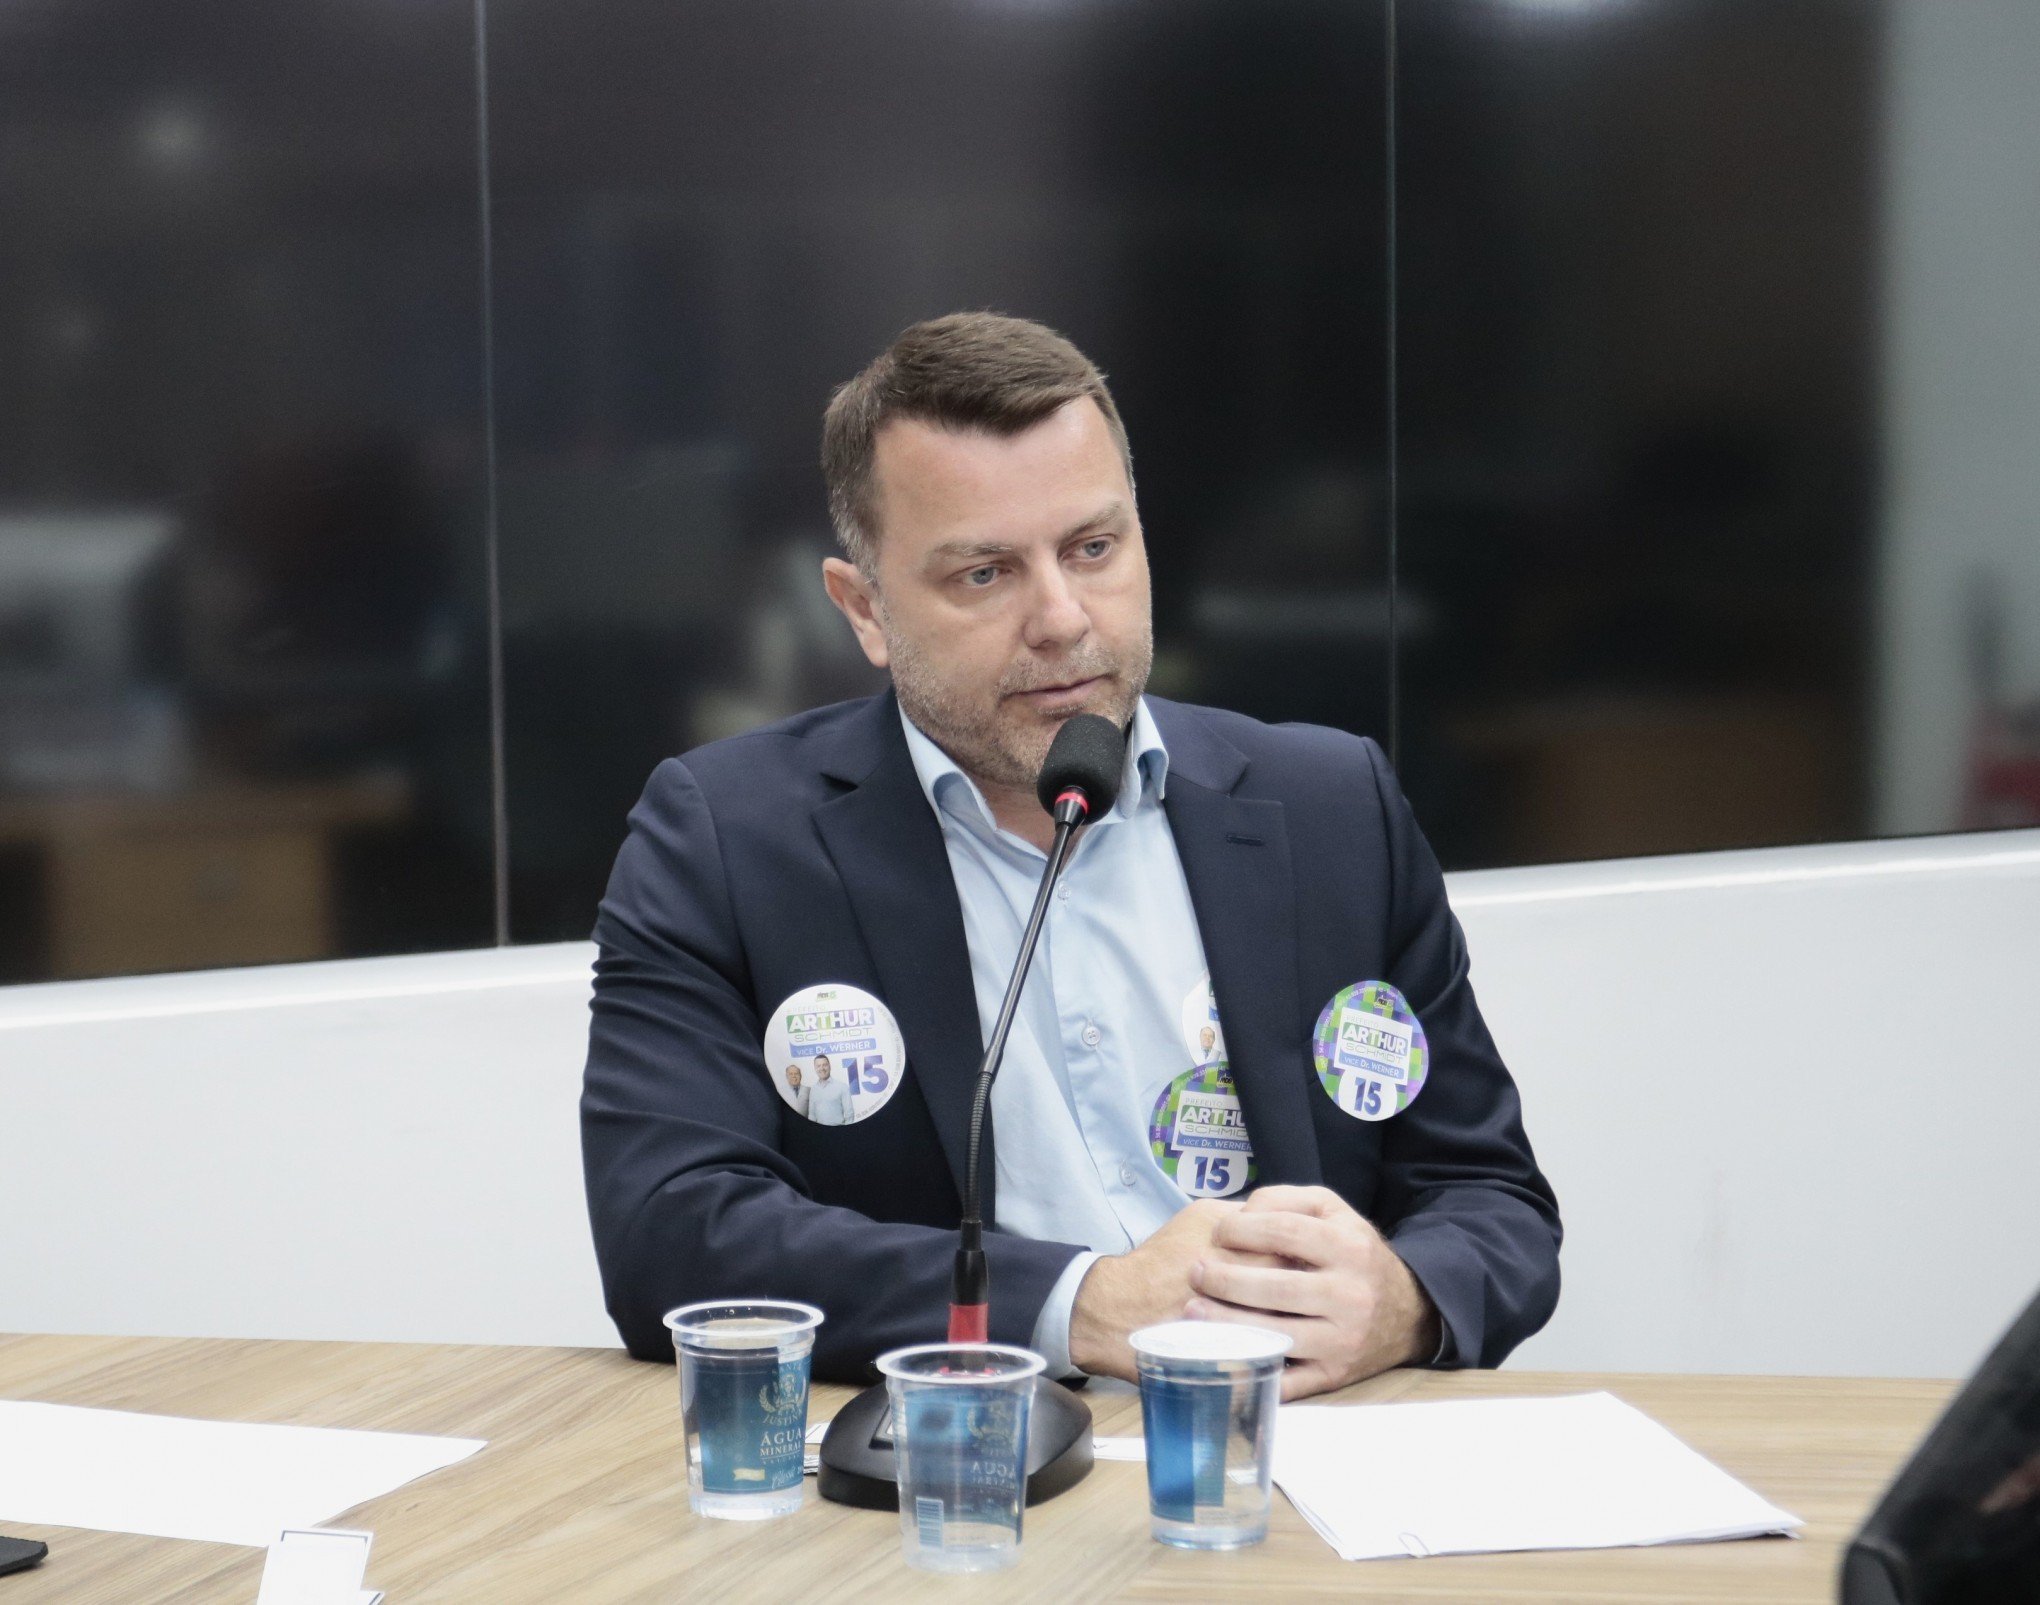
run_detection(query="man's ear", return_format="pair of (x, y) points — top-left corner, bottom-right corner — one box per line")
(822, 556), (891, 670)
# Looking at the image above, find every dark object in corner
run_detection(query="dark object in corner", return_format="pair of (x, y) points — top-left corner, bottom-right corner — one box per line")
(1841, 1282), (2040, 1604)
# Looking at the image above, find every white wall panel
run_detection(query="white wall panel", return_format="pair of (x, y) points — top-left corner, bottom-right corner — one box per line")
(1456, 831), (2040, 1379)
(0, 946), (613, 1348)
(4, 831), (2035, 1375)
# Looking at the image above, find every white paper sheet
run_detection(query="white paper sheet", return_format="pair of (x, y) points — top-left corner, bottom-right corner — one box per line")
(0, 1400), (485, 1547)
(256, 1527), (372, 1605)
(1272, 1391), (1801, 1561)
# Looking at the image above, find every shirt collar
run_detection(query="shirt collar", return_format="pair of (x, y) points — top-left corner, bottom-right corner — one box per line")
(899, 696), (1170, 839)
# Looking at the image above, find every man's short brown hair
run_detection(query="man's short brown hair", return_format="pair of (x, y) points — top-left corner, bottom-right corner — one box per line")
(821, 311), (1134, 572)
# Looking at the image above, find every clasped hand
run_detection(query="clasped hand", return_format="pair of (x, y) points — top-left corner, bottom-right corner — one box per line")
(1068, 1185), (1439, 1400)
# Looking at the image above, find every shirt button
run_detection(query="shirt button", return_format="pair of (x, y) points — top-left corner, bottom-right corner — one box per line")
(1057, 881), (1071, 900)
(1081, 1024), (1103, 1048)
(1118, 1162), (1138, 1188)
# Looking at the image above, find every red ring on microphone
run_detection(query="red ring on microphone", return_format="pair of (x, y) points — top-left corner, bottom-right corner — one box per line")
(1054, 787), (1091, 820)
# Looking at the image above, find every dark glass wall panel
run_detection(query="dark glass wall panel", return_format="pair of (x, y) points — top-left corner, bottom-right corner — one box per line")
(1395, 0), (1881, 868)
(0, 1), (495, 980)
(488, 0), (1390, 941)
(8, 0), (2021, 990)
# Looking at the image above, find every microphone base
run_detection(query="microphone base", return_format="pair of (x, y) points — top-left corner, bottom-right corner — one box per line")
(816, 1376), (1095, 1511)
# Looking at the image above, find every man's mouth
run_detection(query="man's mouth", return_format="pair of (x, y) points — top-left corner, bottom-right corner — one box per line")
(1010, 676), (1106, 707)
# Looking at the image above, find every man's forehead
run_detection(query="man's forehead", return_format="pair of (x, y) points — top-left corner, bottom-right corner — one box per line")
(868, 400), (1129, 545)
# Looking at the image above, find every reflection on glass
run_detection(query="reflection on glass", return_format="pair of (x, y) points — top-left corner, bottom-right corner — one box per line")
(5, 0), (2034, 986)
(489, 0), (1391, 941)
(1398, 0), (2040, 870)
(0, 1), (494, 983)
(1397, 0), (1878, 867)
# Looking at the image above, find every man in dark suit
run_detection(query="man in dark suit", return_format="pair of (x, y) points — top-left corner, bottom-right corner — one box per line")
(583, 313), (1560, 1392)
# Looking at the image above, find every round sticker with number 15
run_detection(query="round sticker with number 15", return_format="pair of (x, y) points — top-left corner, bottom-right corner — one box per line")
(762, 982), (907, 1128)
(1311, 980), (1428, 1123)
(1148, 1062), (1257, 1198)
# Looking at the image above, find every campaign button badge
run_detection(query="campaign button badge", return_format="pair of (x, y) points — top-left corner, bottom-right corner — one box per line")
(1148, 1061), (1256, 1198)
(763, 983), (905, 1127)
(1180, 971), (1226, 1066)
(1311, 980), (1428, 1123)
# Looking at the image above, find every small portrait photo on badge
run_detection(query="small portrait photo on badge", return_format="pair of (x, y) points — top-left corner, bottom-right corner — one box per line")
(762, 983), (906, 1127)
(1311, 980), (1428, 1123)
(1148, 1061), (1256, 1199)
(1180, 972), (1226, 1066)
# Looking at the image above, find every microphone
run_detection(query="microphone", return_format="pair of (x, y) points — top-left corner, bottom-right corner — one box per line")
(1035, 711), (1127, 829)
(949, 713), (1126, 1341)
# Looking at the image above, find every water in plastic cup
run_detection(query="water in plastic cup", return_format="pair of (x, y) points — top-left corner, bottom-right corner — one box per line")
(1131, 1320), (1291, 1549)
(665, 1300), (823, 1520)
(877, 1343), (1046, 1573)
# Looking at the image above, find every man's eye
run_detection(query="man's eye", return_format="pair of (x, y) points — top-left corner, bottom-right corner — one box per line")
(1078, 537), (1113, 560)
(962, 565), (1000, 588)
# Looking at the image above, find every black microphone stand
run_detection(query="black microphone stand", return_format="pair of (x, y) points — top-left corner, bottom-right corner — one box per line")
(949, 785), (1087, 1338)
(818, 786), (1099, 1509)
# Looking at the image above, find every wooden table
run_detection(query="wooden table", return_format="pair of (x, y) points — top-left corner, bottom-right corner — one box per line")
(0, 1334), (1948, 1603)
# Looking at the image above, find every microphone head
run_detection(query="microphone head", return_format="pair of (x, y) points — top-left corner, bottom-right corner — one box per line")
(1036, 712), (1126, 818)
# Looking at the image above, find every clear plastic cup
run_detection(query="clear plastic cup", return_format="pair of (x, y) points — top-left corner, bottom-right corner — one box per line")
(877, 1343), (1046, 1573)
(665, 1300), (824, 1520)
(1131, 1320), (1291, 1549)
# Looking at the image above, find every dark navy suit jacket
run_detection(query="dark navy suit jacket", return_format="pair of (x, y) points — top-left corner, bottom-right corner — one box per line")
(582, 692), (1561, 1378)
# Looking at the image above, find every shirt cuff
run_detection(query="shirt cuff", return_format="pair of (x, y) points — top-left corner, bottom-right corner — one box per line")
(1029, 1250), (1102, 1378)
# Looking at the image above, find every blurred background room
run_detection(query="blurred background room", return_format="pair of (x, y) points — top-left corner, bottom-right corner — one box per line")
(2, 0), (2036, 983)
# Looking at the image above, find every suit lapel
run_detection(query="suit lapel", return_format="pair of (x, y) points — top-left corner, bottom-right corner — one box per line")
(1155, 703), (1324, 1186)
(811, 698), (986, 1210)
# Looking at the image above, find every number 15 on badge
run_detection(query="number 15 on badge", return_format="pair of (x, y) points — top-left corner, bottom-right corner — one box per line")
(1312, 981), (1428, 1122)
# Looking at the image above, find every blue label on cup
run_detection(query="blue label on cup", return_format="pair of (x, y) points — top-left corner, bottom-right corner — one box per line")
(896, 1385), (1030, 1546)
(1141, 1376), (1235, 1520)
(689, 1351), (810, 1494)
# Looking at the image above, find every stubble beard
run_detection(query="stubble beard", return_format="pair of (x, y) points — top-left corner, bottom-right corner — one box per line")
(883, 609), (1154, 792)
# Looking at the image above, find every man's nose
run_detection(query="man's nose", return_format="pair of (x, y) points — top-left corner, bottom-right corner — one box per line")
(1022, 563), (1091, 650)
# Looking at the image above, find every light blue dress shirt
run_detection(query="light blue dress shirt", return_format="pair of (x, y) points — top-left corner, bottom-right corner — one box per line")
(901, 700), (1232, 1376)
(806, 1072), (854, 1126)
